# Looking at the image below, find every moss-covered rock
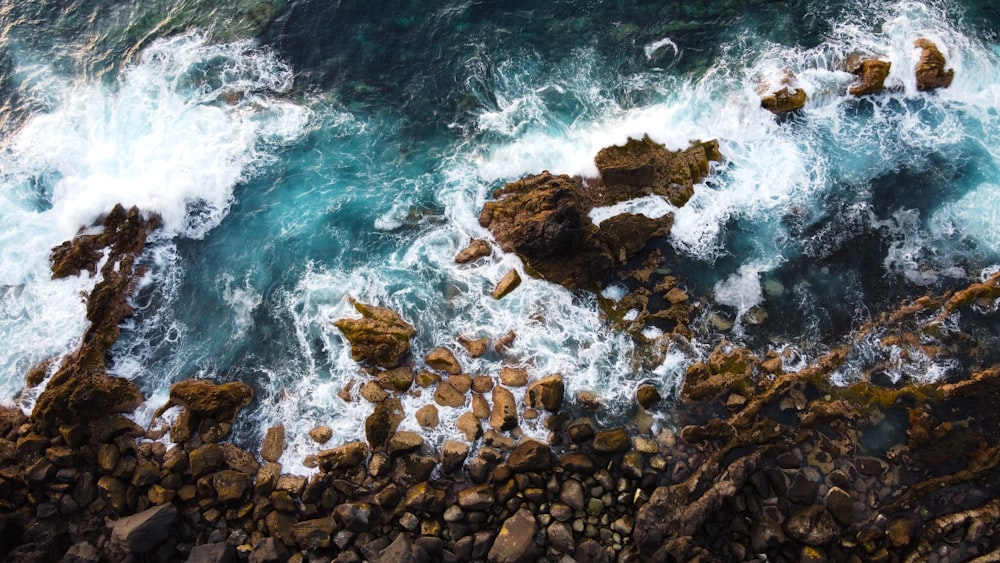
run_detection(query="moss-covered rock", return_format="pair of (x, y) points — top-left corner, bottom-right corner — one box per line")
(334, 299), (416, 369)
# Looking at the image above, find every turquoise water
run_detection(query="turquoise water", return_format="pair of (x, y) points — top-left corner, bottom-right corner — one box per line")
(0, 0), (998, 469)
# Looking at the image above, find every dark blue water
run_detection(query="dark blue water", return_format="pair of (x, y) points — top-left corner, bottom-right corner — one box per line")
(0, 0), (998, 468)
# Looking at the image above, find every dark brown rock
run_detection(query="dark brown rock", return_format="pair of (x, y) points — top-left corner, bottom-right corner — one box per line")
(760, 69), (807, 114)
(186, 542), (237, 563)
(110, 502), (179, 553)
(914, 38), (954, 91)
(458, 484), (496, 510)
(250, 538), (289, 563)
(525, 374), (564, 413)
(487, 508), (539, 563)
(508, 439), (552, 473)
(592, 428), (630, 453)
(334, 299), (417, 368)
(317, 441), (369, 471)
(366, 398), (404, 450)
(636, 384), (662, 410)
(377, 366), (414, 392)
(785, 505), (840, 546)
(291, 517), (335, 550)
(441, 440), (470, 474)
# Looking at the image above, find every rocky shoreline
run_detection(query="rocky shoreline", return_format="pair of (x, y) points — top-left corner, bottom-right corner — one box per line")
(4, 39), (1000, 563)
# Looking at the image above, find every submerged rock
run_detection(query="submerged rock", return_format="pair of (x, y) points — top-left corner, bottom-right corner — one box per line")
(334, 299), (417, 368)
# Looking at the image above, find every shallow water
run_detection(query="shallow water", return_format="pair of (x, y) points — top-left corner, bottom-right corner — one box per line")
(0, 0), (998, 471)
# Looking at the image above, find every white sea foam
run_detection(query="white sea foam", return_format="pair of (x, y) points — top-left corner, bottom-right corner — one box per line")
(0, 34), (309, 406)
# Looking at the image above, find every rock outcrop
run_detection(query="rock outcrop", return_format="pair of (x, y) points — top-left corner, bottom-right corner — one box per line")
(849, 58), (892, 96)
(479, 135), (720, 291)
(759, 69), (807, 114)
(914, 38), (954, 91)
(32, 204), (160, 431)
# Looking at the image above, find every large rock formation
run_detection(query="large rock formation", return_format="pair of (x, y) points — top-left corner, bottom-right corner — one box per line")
(914, 38), (954, 91)
(479, 136), (720, 291)
(32, 204), (160, 431)
(849, 58), (892, 96)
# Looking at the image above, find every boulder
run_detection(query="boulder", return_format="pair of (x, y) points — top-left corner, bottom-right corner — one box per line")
(784, 505), (840, 546)
(366, 398), (404, 450)
(441, 440), (470, 474)
(500, 367), (528, 387)
(110, 503), (179, 553)
(508, 439), (553, 472)
(636, 384), (662, 409)
(425, 347), (462, 374)
(849, 58), (891, 96)
(592, 428), (631, 453)
(317, 441), (369, 471)
(459, 335), (490, 358)
(487, 508), (540, 563)
(334, 502), (375, 532)
(169, 379), (254, 423)
(455, 238), (492, 263)
(249, 538), (289, 563)
(415, 404), (439, 428)
(334, 299), (417, 368)
(378, 367), (414, 392)
(457, 412), (483, 441)
(290, 517), (335, 550)
(525, 374), (564, 413)
(490, 386), (518, 431)
(492, 269), (522, 299)
(458, 484), (496, 510)
(212, 470), (251, 503)
(261, 425), (285, 463)
(433, 380), (466, 408)
(760, 69), (807, 114)
(914, 38), (954, 91)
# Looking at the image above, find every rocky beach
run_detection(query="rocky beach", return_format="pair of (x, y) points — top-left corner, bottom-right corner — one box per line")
(1, 1), (1000, 562)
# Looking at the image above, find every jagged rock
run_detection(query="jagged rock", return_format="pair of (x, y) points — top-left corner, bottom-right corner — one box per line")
(459, 335), (489, 358)
(479, 136), (718, 292)
(575, 540), (608, 563)
(404, 482), (446, 513)
(61, 541), (101, 563)
(525, 374), (564, 413)
(378, 532), (429, 563)
(110, 503), (179, 553)
(492, 269), (522, 299)
(261, 425), (285, 463)
(508, 439), (553, 472)
(425, 347), (462, 374)
(290, 517), (335, 550)
(849, 58), (891, 96)
(458, 484), (496, 510)
(388, 431), (424, 456)
(488, 508), (540, 563)
(212, 470), (251, 503)
(168, 379), (254, 423)
(760, 69), (807, 114)
(333, 502), (373, 533)
(914, 38), (954, 91)
(490, 386), (518, 431)
(334, 299), (417, 368)
(366, 398), (404, 451)
(455, 239), (492, 263)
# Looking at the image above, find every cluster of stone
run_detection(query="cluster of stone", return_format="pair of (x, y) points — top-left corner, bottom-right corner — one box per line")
(760, 38), (955, 115)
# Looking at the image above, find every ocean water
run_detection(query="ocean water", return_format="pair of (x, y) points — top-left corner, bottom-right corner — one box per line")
(0, 0), (998, 471)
